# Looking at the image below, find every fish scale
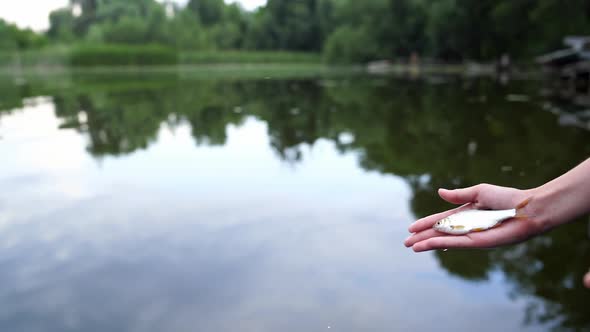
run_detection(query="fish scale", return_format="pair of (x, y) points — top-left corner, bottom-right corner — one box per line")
(433, 198), (531, 235)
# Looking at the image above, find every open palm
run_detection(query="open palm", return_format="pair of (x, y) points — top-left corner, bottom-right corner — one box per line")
(404, 184), (542, 252)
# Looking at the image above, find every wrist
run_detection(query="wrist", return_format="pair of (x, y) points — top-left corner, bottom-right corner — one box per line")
(524, 185), (566, 232)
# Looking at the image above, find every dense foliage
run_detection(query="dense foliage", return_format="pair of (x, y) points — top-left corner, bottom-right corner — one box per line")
(0, 19), (47, 51)
(2, 0), (590, 63)
(69, 44), (178, 66)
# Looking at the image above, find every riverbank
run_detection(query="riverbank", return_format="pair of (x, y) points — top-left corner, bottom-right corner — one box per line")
(0, 46), (322, 68)
(0, 46), (542, 82)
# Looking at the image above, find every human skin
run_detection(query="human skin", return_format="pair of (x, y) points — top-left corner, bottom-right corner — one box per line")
(404, 158), (590, 287)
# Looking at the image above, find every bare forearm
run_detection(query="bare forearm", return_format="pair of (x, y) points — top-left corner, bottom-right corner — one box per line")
(529, 158), (590, 230)
(404, 158), (590, 254)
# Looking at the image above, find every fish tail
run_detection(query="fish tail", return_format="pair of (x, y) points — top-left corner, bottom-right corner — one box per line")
(514, 197), (533, 219)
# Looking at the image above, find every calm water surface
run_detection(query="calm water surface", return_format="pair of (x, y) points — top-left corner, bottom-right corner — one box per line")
(1, 72), (590, 331)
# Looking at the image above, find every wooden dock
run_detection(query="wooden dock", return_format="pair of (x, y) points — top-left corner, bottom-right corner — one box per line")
(537, 36), (590, 107)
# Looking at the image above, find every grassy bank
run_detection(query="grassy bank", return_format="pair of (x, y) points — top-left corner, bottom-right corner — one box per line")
(179, 51), (321, 64)
(0, 45), (178, 67)
(0, 47), (70, 68)
(0, 45), (321, 68)
(70, 45), (177, 66)
(0, 45), (506, 81)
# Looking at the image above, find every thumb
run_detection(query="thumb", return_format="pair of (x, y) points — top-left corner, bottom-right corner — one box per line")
(438, 186), (480, 205)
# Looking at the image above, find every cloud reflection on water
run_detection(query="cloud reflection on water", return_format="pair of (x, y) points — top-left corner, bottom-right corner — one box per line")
(0, 99), (537, 331)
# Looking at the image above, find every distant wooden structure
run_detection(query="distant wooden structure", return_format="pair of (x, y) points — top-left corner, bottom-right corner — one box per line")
(537, 36), (590, 106)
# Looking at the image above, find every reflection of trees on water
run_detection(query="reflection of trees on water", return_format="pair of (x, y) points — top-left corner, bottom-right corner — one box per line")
(2, 75), (590, 330)
(500, 226), (590, 330)
(0, 79), (42, 114)
(321, 79), (590, 330)
(56, 90), (169, 155)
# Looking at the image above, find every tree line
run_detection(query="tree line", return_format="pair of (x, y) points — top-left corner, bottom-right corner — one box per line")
(2, 0), (590, 63)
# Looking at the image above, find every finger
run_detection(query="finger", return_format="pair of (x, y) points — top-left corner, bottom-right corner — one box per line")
(408, 202), (474, 233)
(439, 186), (481, 205)
(412, 235), (475, 252)
(584, 271), (590, 289)
(404, 228), (449, 247)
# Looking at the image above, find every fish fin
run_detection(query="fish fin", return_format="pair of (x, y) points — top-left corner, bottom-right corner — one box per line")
(515, 196), (533, 219)
(472, 227), (485, 232)
(453, 225), (465, 230)
(515, 197), (532, 210)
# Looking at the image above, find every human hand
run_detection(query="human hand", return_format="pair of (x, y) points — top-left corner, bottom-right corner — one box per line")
(585, 270), (590, 289)
(404, 184), (543, 252)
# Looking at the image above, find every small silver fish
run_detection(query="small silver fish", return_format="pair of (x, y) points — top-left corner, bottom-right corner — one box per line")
(433, 197), (531, 235)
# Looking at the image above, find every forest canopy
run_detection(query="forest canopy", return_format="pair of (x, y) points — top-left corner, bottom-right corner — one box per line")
(2, 0), (590, 63)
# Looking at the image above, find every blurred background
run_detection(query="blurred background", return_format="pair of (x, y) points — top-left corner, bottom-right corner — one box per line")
(1, 1), (590, 332)
(0, 0), (588, 65)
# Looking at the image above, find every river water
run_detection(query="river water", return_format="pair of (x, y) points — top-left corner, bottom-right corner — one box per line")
(1, 71), (589, 331)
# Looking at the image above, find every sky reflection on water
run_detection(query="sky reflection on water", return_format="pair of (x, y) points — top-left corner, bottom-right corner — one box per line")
(0, 98), (542, 332)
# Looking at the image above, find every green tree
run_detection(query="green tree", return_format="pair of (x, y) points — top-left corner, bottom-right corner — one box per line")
(36, 0), (590, 63)
(48, 8), (75, 42)
(187, 0), (225, 27)
(205, 4), (248, 49)
(0, 19), (46, 50)
(69, 0), (98, 37)
(165, 10), (208, 50)
(245, 0), (323, 51)
(383, 0), (427, 55)
(101, 17), (150, 44)
(426, 0), (500, 61)
(323, 25), (378, 63)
